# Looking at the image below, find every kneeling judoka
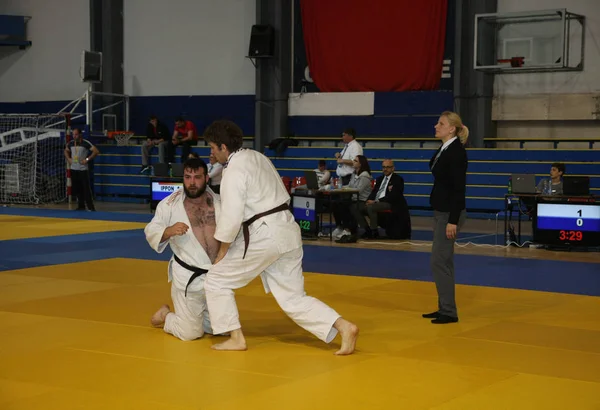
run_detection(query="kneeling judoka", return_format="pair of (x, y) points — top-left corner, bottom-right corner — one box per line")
(144, 157), (220, 341)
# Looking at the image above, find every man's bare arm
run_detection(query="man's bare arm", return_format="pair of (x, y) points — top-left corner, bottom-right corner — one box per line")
(160, 222), (189, 242)
(64, 147), (72, 164)
(180, 130), (193, 143)
(214, 241), (230, 264)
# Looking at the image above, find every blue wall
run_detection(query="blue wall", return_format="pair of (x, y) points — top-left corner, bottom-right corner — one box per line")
(0, 95), (256, 137)
(0, 91), (454, 138)
(128, 95), (255, 137)
(288, 90), (454, 136)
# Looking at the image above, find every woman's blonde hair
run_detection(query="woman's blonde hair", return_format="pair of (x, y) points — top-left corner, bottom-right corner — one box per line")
(441, 111), (469, 145)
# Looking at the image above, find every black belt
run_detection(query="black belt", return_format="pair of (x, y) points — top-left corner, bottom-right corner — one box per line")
(241, 203), (289, 259)
(173, 253), (208, 297)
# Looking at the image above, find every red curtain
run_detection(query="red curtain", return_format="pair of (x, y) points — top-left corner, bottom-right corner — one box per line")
(300, 0), (448, 92)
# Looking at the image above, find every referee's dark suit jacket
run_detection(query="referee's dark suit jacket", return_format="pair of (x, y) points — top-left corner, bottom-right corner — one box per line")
(429, 138), (468, 225)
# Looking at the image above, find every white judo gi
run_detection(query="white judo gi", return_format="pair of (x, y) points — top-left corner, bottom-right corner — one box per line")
(145, 188), (220, 341)
(205, 149), (341, 343)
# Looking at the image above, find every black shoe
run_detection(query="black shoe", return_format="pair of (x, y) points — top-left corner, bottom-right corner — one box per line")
(360, 230), (373, 239)
(422, 311), (440, 319)
(431, 315), (458, 324)
(335, 234), (357, 243)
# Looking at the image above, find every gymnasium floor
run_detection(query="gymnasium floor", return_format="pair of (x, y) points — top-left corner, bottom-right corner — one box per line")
(0, 204), (599, 410)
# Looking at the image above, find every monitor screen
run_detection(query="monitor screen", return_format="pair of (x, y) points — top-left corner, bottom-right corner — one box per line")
(534, 202), (600, 247)
(151, 181), (183, 202)
(291, 194), (317, 235)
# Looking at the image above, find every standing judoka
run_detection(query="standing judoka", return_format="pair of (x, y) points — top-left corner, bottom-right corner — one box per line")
(203, 120), (359, 355)
(145, 157), (220, 341)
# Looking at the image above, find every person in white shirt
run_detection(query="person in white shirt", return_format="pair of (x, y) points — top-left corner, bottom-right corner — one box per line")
(335, 128), (363, 185)
(203, 119), (359, 354)
(64, 128), (100, 211)
(314, 159), (331, 187)
(332, 155), (373, 241)
(207, 154), (223, 194)
(145, 158), (220, 341)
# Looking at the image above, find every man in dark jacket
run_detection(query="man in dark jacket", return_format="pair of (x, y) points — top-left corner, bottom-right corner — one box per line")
(141, 115), (170, 173)
(352, 159), (411, 239)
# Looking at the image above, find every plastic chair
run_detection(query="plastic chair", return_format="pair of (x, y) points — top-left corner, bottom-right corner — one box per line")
(171, 163), (184, 178)
(281, 176), (291, 193)
(153, 163), (170, 177)
(292, 176), (307, 188)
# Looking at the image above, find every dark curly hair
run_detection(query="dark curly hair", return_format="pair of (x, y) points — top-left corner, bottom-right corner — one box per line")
(203, 120), (244, 153)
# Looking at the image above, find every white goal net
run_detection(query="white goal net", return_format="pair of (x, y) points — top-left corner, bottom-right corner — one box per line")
(0, 114), (69, 204)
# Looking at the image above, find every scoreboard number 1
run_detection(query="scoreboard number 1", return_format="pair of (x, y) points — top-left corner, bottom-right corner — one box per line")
(577, 209), (583, 227)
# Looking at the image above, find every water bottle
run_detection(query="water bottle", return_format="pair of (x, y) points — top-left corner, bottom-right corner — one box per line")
(544, 180), (551, 195)
(337, 178), (343, 189)
(507, 176), (512, 194)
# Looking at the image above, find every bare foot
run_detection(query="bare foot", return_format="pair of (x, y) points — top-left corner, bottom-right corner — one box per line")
(151, 304), (170, 328)
(333, 318), (359, 355)
(211, 329), (247, 351)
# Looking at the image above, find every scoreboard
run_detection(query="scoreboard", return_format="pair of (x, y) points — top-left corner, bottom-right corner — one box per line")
(292, 194), (317, 235)
(534, 201), (600, 248)
(150, 180), (183, 211)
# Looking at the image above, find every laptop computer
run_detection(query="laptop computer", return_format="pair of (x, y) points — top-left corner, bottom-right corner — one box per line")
(563, 176), (590, 196)
(303, 170), (320, 190)
(511, 173), (536, 194)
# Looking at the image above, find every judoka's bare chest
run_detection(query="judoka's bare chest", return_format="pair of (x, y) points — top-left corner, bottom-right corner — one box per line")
(182, 197), (219, 261)
(183, 198), (215, 228)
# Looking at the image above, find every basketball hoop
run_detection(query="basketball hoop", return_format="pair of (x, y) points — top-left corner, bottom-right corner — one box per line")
(498, 57), (525, 68)
(108, 130), (134, 146)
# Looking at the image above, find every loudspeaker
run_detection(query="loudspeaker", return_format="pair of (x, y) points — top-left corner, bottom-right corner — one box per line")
(81, 50), (102, 83)
(248, 25), (274, 58)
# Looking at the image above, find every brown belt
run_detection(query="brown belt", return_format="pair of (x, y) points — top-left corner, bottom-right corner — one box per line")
(242, 203), (289, 259)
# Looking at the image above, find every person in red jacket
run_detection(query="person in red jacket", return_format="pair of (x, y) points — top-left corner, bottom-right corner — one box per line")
(167, 116), (197, 163)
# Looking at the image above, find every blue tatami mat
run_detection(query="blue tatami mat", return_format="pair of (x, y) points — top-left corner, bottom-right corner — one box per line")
(1, 227), (598, 297)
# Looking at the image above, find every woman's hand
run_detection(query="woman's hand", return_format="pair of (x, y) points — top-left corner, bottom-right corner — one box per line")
(446, 223), (457, 240)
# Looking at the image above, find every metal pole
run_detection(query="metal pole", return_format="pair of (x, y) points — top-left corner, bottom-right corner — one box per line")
(90, 91), (130, 98)
(125, 96), (130, 131)
(86, 84), (93, 132)
(57, 93), (85, 115)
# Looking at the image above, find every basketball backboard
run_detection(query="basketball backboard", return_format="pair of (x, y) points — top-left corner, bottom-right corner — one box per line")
(474, 9), (585, 74)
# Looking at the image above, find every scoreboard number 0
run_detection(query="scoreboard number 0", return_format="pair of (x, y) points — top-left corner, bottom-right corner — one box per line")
(577, 209), (583, 227)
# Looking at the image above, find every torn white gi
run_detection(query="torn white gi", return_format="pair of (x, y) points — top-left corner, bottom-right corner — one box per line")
(145, 188), (220, 341)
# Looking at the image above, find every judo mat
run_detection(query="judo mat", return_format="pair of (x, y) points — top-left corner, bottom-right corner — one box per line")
(0, 214), (147, 241)
(1, 209), (600, 409)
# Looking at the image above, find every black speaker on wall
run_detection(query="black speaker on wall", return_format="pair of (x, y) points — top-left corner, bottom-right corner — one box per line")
(248, 25), (274, 58)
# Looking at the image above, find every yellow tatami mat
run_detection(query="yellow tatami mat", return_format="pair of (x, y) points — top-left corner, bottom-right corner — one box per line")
(0, 258), (599, 409)
(0, 215), (146, 241)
